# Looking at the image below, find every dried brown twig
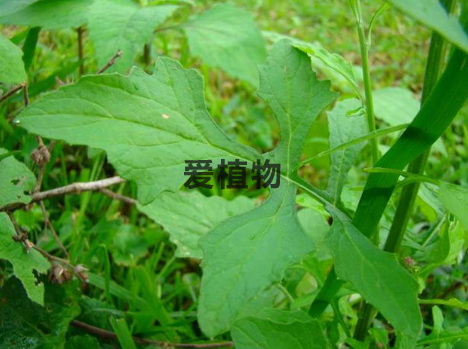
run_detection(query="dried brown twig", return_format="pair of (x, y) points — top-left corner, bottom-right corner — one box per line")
(71, 320), (234, 348)
(96, 50), (122, 74)
(0, 83), (25, 103)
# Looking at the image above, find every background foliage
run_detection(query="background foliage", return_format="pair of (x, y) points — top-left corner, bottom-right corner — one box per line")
(1, 0), (468, 348)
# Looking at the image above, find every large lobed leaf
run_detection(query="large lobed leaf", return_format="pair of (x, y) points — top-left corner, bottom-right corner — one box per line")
(17, 58), (260, 205)
(87, 0), (178, 73)
(197, 40), (336, 336)
(0, 33), (27, 84)
(17, 39), (336, 337)
(198, 183), (315, 336)
(257, 40), (338, 175)
(182, 3), (267, 86)
(0, 213), (50, 305)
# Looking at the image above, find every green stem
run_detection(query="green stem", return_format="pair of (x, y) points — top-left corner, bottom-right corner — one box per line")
(350, 0), (379, 165)
(309, 0), (380, 324)
(353, 0), (455, 341)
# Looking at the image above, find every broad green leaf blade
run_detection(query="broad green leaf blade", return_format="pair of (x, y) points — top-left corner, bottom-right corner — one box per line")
(87, 0), (178, 72)
(198, 183), (315, 337)
(0, 213), (50, 305)
(326, 212), (421, 346)
(439, 182), (468, 231)
(0, 33), (27, 84)
(326, 99), (367, 204)
(0, 0), (37, 17)
(257, 39), (338, 175)
(386, 0), (468, 54)
(182, 4), (267, 86)
(0, 277), (80, 348)
(0, 149), (36, 209)
(138, 191), (255, 258)
(17, 58), (260, 205)
(373, 87), (420, 126)
(0, 0), (92, 29)
(232, 309), (329, 349)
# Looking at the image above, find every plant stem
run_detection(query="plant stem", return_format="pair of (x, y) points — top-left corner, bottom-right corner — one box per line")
(383, 0), (454, 254)
(353, 0), (455, 341)
(309, 0), (380, 324)
(77, 26), (84, 75)
(350, 0), (379, 165)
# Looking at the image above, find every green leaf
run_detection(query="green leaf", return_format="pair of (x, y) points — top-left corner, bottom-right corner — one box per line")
(138, 191), (255, 258)
(326, 212), (422, 346)
(0, 33), (27, 84)
(0, 149), (36, 210)
(373, 87), (420, 126)
(420, 298), (468, 312)
(198, 183), (315, 337)
(17, 39), (337, 338)
(326, 98), (367, 204)
(231, 309), (329, 349)
(257, 40), (338, 175)
(263, 31), (360, 98)
(294, 41), (361, 98)
(182, 3), (266, 86)
(110, 317), (138, 349)
(439, 182), (468, 231)
(0, 0), (37, 17)
(386, 0), (468, 54)
(0, 213), (50, 305)
(0, 276), (80, 348)
(65, 335), (101, 349)
(418, 327), (468, 346)
(87, 0), (178, 72)
(198, 40), (336, 337)
(17, 58), (260, 205)
(0, 0), (92, 29)
(353, 44), (468, 240)
(112, 224), (149, 266)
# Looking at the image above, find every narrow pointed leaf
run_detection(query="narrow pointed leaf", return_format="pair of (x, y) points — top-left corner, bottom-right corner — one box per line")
(182, 4), (266, 86)
(327, 211), (421, 346)
(353, 47), (468, 238)
(87, 0), (178, 72)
